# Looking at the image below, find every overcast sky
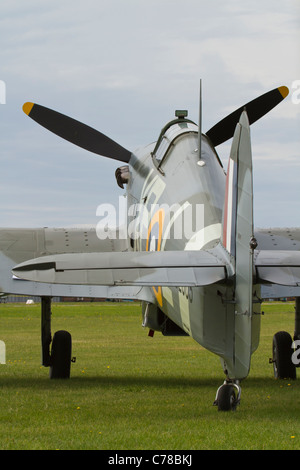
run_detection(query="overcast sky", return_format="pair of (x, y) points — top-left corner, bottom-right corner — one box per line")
(0, 0), (299, 229)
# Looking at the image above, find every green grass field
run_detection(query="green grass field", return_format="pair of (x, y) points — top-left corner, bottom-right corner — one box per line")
(0, 300), (299, 450)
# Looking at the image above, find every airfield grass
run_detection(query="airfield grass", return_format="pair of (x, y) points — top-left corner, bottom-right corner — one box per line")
(0, 300), (299, 450)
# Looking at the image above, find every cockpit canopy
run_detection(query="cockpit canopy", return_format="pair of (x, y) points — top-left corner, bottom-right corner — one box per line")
(152, 111), (198, 170)
(151, 110), (223, 173)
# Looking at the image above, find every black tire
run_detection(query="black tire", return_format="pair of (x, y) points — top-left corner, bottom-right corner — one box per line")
(217, 384), (237, 411)
(49, 330), (72, 379)
(272, 331), (296, 379)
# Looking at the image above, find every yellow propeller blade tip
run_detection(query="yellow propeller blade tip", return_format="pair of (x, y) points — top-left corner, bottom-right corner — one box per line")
(278, 86), (289, 99)
(22, 102), (34, 115)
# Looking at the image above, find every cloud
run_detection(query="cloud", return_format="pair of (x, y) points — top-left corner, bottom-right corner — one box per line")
(0, 0), (299, 228)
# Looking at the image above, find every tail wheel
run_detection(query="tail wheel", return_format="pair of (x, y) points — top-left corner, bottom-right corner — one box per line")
(49, 330), (72, 379)
(272, 331), (296, 379)
(217, 384), (239, 411)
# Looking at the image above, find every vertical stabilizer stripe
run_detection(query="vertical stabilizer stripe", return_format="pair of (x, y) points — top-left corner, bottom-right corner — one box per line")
(223, 157), (237, 255)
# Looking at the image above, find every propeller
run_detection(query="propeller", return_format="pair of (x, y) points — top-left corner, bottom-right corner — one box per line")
(206, 86), (289, 147)
(22, 102), (132, 163)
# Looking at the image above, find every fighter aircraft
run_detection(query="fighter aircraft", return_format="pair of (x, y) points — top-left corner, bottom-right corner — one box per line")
(1, 84), (300, 411)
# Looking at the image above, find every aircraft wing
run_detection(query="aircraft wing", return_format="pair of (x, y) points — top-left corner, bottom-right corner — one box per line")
(5, 225), (300, 292)
(255, 229), (300, 297)
(0, 227), (154, 301)
(255, 250), (300, 286)
(12, 250), (227, 287)
(255, 228), (300, 251)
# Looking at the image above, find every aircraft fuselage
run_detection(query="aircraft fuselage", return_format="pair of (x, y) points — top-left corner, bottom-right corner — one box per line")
(126, 122), (261, 378)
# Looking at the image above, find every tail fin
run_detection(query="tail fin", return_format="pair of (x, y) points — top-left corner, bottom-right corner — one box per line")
(221, 110), (254, 276)
(221, 110), (257, 380)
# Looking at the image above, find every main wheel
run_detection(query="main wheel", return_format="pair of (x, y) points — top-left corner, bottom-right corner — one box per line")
(272, 331), (296, 379)
(217, 384), (237, 411)
(49, 330), (72, 379)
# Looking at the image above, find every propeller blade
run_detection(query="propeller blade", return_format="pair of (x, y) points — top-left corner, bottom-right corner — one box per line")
(206, 86), (289, 147)
(23, 102), (132, 163)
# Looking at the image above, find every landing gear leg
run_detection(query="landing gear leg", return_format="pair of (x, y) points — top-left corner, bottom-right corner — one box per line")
(294, 298), (300, 345)
(213, 380), (241, 411)
(40, 297), (74, 379)
(41, 296), (52, 367)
